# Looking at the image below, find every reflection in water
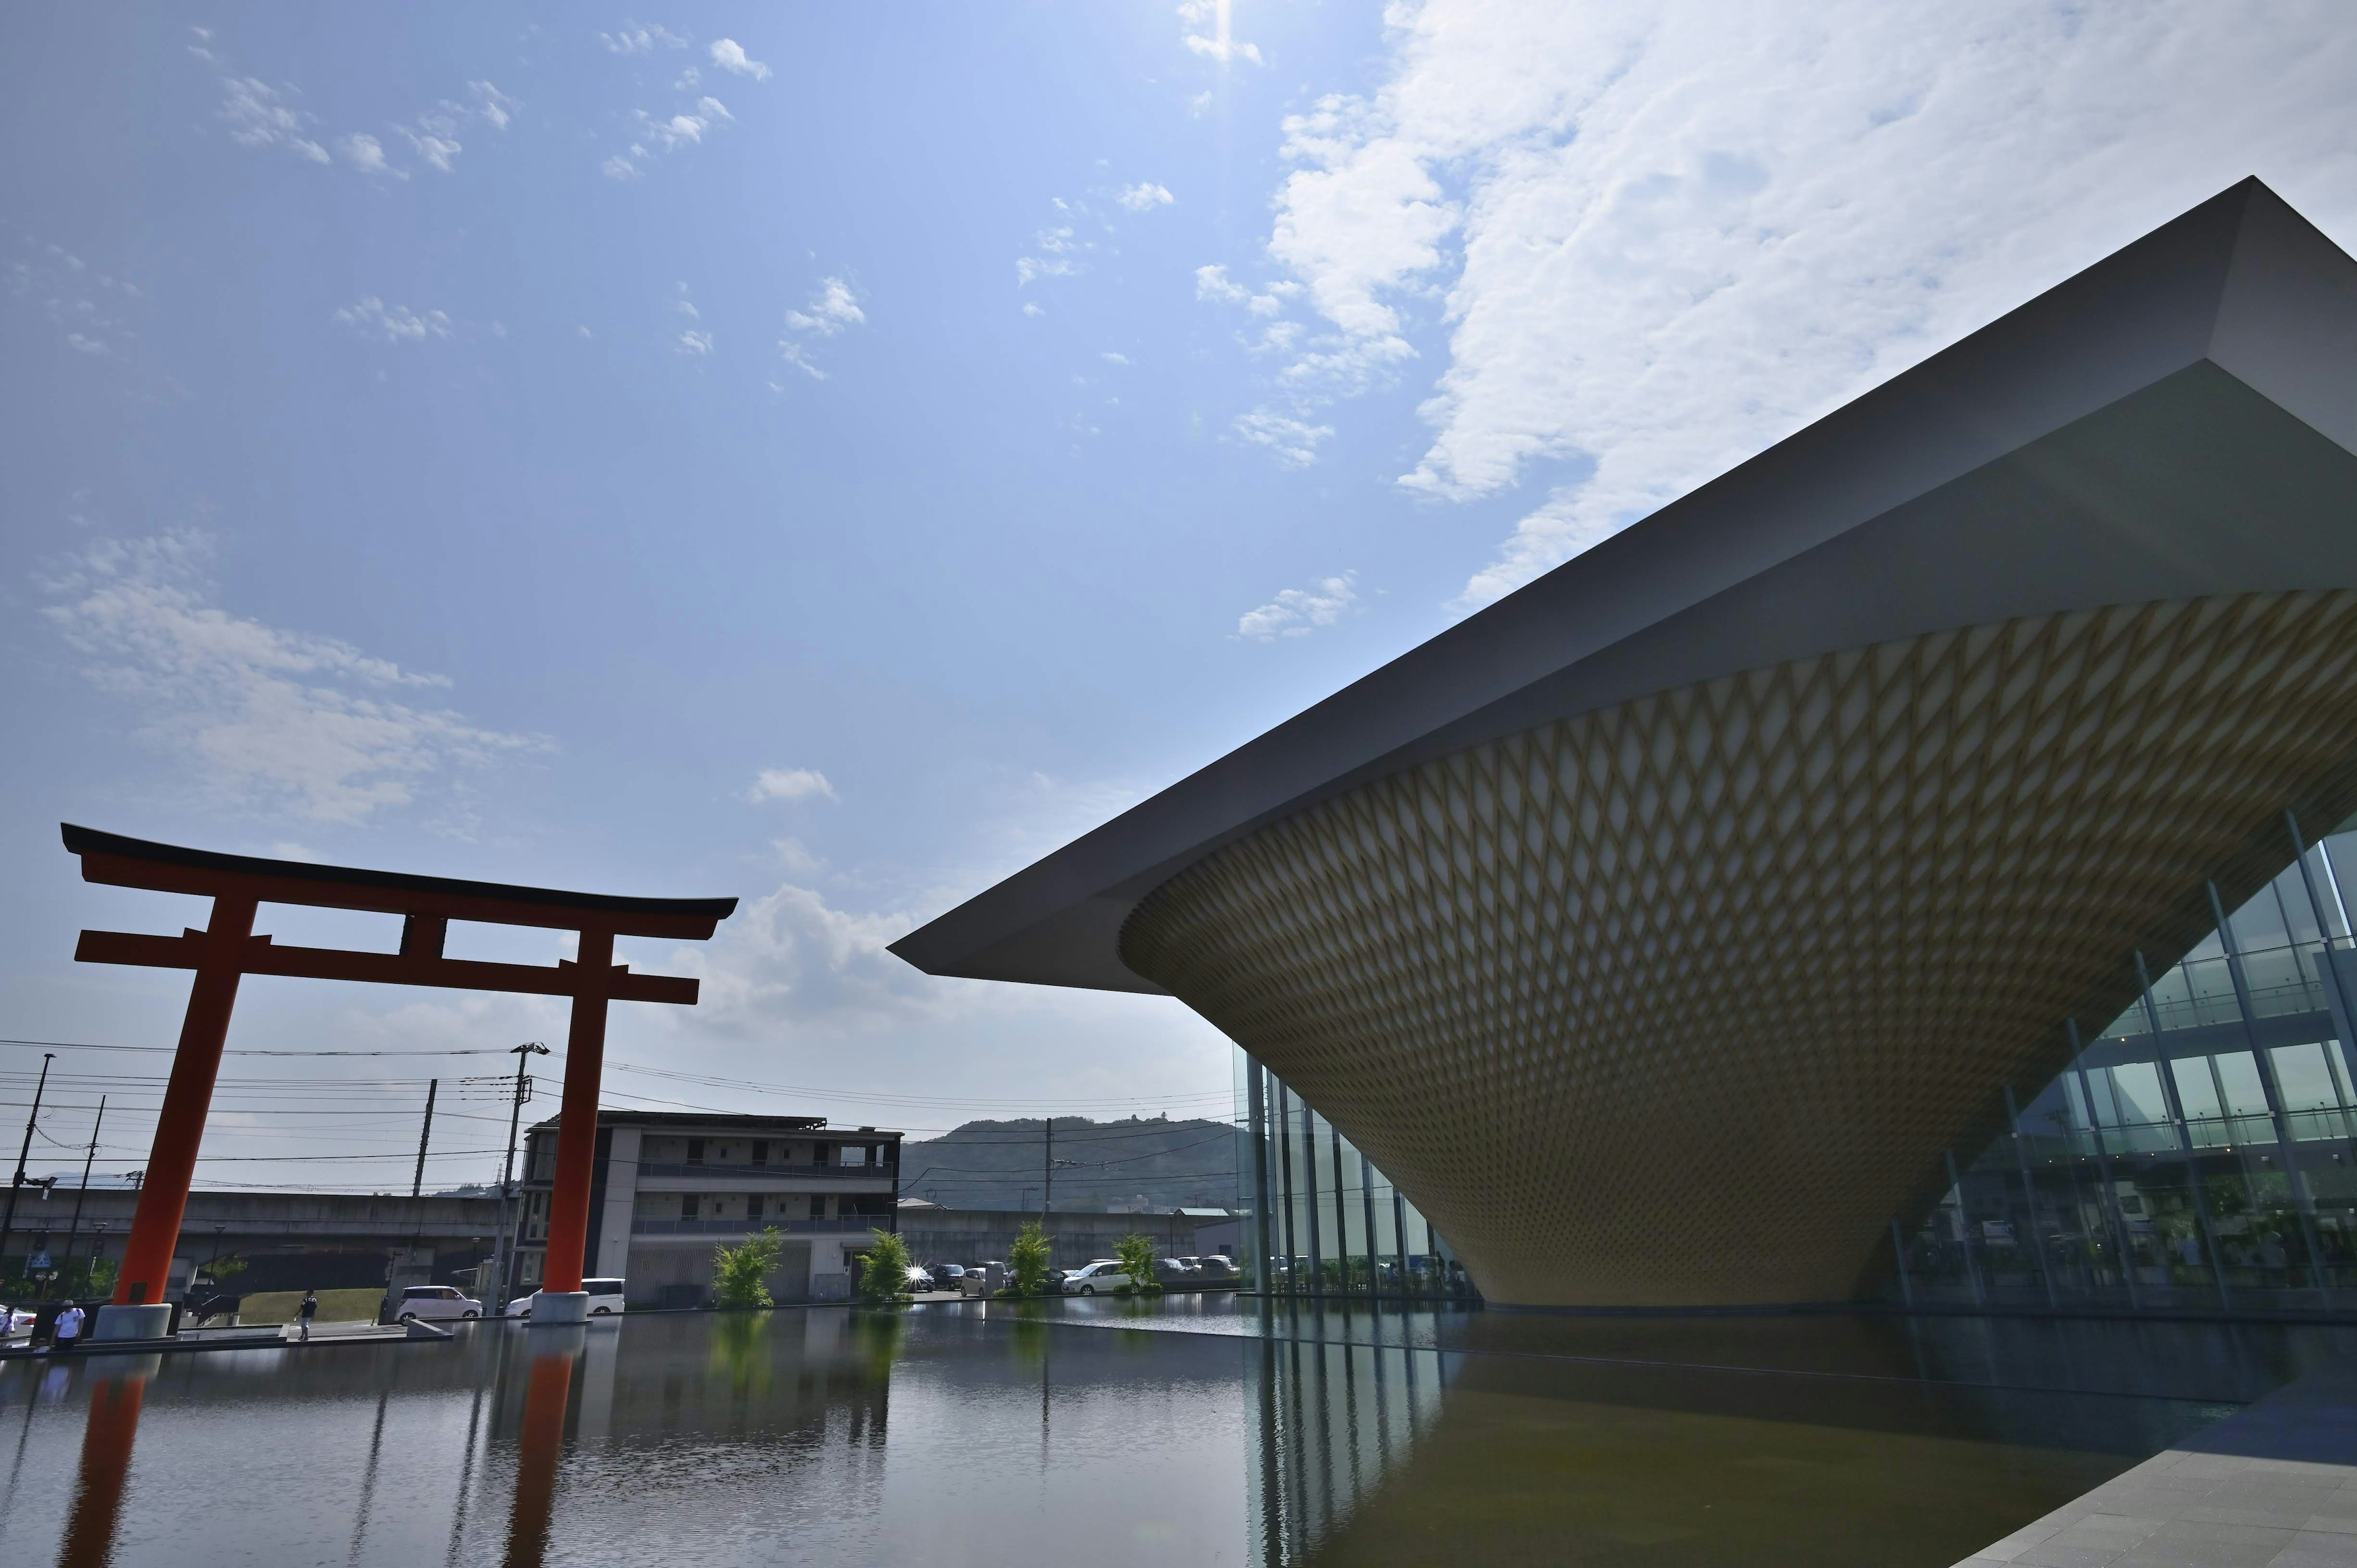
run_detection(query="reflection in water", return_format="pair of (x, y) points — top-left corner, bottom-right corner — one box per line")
(501, 1330), (580, 1568)
(57, 1359), (152, 1568)
(1, 1301), (2351, 1566)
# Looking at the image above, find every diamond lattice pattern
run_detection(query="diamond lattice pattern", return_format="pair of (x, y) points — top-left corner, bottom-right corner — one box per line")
(1123, 593), (2357, 1307)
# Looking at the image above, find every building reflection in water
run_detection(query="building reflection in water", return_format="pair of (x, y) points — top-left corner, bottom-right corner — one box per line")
(1241, 1305), (2357, 1567)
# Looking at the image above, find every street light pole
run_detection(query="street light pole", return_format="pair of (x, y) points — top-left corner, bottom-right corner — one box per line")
(0, 1052), (56, 1280)
(57, 1095), (105, 1300)
(492, 1043), (548, 1314)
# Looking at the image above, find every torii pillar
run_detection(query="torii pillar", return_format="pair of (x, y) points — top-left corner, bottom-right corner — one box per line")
(61, 824), (735, 1337)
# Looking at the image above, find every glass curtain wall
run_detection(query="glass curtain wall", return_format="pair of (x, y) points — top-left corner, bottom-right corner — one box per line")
(1889, 816), (2357, 1316)
(1235, 1051), (1475, 1301)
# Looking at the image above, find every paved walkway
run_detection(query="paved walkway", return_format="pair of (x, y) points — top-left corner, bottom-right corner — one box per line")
(1958, 1354), (2357, 1566)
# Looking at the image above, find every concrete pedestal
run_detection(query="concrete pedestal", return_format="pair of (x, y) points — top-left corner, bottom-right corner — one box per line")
(93, 1303), (173, 1342)
(528, 1290), (589, 1326)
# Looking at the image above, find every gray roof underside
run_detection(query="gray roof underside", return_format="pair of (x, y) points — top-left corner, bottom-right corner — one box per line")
(891, 179), (2357, 995)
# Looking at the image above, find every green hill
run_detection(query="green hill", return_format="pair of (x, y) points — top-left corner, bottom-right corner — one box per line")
(899, 1115), (1237, 1211)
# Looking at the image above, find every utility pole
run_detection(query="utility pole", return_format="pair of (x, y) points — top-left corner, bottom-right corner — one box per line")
(0, 1051), (55, 1277)
(1043, 1117), (1052, 1216)
(492, 1043), (548, 1314)
(411, 1079), (439, 1198)
(57, 1096), (104, 1300)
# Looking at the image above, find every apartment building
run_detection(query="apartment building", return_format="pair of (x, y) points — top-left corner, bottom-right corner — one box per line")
(512, 1111), (902, 1307)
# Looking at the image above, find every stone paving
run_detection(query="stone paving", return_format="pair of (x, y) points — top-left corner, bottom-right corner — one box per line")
(1958, 1354), (2357, 1567)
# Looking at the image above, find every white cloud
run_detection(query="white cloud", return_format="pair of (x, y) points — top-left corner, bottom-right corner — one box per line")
(1116, 181), (1175, 212)
(709, 38), (771, 80)
(1248, 1), (2357, 612)
(1178, 0), (1263, 66)
(217, 78), (330, 164)
(40, 532), (543, 823)
(602, 153), (641, 180)
(1236, 570), (1359, 641)
(468, 81), (518, 131)
(1231, 409), (1333, 468)
(601, 22), (689, 55)
(335, 133), (401, 177)
(1101, 351), (1130, 365)
(401, 123), (463, 173)
(333, 298), (452, 343)
(746, 767), (837, 803)
(1022, 302), (1045, 319)
(636, 107), (714, 151)
(677, 328), (714, 355)
(1194, 263), (1289, 318)
(784, 277), (864, 335)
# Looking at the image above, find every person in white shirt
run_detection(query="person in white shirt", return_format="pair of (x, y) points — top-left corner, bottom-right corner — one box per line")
(52, 1303), (84, 1351)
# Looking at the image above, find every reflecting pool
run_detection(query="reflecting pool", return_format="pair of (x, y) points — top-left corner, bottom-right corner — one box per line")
(3, 1299), (2352, 1566)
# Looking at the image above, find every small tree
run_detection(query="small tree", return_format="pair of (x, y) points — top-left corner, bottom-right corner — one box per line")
(1114, 1232), (1163, 1294)
(857, 1229), (914, 1304)
(1005, 1219), (1054, 1297)
(713, 1227), (784, 1308)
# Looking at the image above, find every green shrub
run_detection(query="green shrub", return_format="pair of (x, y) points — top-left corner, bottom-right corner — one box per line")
(1005, 1220), (1055, 1297)
(1115, 1232), (1163, 1294)
(713, 1227), (785, 1308)
(857, 1229), (914, 1305)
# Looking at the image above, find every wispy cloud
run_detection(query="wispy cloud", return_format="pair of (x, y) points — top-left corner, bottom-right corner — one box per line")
(1236, 570), (1358, 641)
(600, 21), (689, 55)
(784, 277), (864, 335)
(1231, 410), (1333, 468)
(333, 298), (452, 343)
(746, 767), (837, 803)
(708, 38), (771, 80)
(1249, 0), (2357, 612)
(41, 532), (543, 823)
(1178, 0), (1263, 66)
(335, 133), (402, 177)
(217, 78), (330, 164)
(678, 328), (714, 355)
(1116, 181), (1175, 212)
(1015, 209), (1088, 288)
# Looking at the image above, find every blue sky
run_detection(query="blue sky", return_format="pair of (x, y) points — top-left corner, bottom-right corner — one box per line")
(5, 2), (2356, 1188)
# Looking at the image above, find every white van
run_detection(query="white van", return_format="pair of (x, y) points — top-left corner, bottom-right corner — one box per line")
(507, 1278), (627, 1318)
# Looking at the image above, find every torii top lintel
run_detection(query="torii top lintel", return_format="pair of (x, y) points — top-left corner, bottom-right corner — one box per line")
(63, 824), (738, 1006)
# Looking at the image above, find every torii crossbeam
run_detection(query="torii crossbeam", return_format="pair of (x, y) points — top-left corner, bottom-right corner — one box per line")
(60, 824), (736, 1333)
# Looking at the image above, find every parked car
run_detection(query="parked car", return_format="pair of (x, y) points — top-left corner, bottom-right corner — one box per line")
(1158, 1257), (1198, 1280)
(932, 1264), (967, 1293)
(395, 1285), (483, 1323)
(505, 1278), (628, 1318)
(1, 1304), (36, 1337)
(1062, 1260), (1142, 1296)
(961, 1262), (1004, 1297)
(1194, 1256), (1240, 1281)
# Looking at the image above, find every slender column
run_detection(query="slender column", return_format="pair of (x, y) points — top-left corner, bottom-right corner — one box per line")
(2207, 879), (2330, 1296)
(2136, 949), (2231, 1310)
(1391, 1189), (1409, 1302)
(2286, 813), (2357, 1143)
(1890, 1220), (1915, 1307)
(1246, 1058), (1272, 1297)
(1300, 1100), (1323, 1297)
(1329, 1125), (1350, 1297)
(2000, 1085), (2059, 1308)
(115, 894), (257, 1307)
(1944, 1149), (1986, 1305)
(2069, 1019), (2140, 1310)
(1359, 1144), (1380, 1298)
(540, 929), (614, 1296)
(1275, 1082), (1296, 1294)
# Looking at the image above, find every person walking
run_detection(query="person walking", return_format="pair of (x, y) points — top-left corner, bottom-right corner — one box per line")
(52, 1302), (84, 1353)
(297, 1289), (319, 1343)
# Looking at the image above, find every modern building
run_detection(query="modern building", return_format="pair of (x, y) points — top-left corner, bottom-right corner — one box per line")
(509, 1112), (901, 1307)
(894, 179), (2357, 1313)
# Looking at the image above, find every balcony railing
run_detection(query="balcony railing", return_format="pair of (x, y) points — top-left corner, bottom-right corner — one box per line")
(633, 1161), (897, 1181)
(630, 1216), (888, 1235)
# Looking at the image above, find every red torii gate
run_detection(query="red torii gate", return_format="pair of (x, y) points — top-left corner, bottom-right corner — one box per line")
(60, 824), (735, 1335)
